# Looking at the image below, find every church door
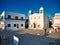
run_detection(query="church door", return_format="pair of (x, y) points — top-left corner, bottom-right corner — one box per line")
(33, 23), (36, 28)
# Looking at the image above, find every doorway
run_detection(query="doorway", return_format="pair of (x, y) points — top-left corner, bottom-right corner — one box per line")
(17, 24), (19, 28)
(58, 28), (60, 30)
(33, 23), (36, 28)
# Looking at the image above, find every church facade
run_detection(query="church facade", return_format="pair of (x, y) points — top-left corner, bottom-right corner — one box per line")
(29, 7), (49, 30)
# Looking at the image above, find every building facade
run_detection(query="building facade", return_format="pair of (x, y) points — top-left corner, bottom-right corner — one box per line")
(52, 13), (60, 30)
(0, 11), (25, 30)
(29, 7), (49, 30)
(0, 16), (4, 29)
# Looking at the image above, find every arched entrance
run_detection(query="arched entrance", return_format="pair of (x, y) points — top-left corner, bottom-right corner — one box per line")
(58, 27), (60, 30)
(33, 23), (36, 28)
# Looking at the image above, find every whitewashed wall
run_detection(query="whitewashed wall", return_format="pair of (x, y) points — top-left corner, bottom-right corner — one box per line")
(5, 20), (25, 30)
(29, 13), (49, 29)
(5, 11), (25, 19)
(0, 11), (25, 30)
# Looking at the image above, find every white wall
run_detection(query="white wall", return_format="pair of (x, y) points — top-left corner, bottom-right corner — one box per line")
(44, 15), (49, 29)
(5, 20), (25, 30)
(29, 13), (44, 29)
(53, 13), (60, 29)
(0, 11), (25, 30)
(1, 21), (5, 30)
(29, 13), (49, 29)
(5, 11), (25, 19)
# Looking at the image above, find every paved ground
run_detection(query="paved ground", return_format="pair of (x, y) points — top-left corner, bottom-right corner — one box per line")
(0, 29), (60, 45)
(12, 29), (60, 45)
(0, 30), (13, 45)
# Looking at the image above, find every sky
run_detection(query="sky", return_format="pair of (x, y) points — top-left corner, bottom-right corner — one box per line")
(0, 0), (60, 19)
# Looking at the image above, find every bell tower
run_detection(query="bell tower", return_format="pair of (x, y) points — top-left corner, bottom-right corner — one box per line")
(39, 6), (44, 14)
(28, 10), (32, 15)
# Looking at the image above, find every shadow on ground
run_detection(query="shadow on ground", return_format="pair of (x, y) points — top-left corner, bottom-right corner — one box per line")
(0, 30), (60, 45)
(13, 32), (60, 45)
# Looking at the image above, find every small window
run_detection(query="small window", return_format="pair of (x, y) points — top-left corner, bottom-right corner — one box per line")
(15, 16), (18, 20)
(17, 24), (19, 28)
(21, 24), (23, 27)
(40, 10), (43, 13)
(38, 25), (40, 27)
(31, 25), (32, 27)
(14, 24), (16, 27)
(8, 15), (11, 19)
(7, 24), (11, 27)
(2, 16), (3, 19)
(21, 17), (23, 20)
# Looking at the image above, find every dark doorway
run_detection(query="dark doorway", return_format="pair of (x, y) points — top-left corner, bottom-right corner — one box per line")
(33, 23), (36, 28)
(58, 28), (60, 30)
(17, 24), (19, 28)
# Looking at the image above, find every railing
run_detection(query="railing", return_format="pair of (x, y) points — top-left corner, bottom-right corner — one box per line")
(4, 18), (25, 20)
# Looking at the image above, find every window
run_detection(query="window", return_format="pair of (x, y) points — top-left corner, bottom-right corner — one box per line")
(15, 16), (18, 20)
(31, 25), (32, 27)
(38, 25), (40, 27)
(21, 24), (23, 27)
(14, 24), (16, 27)
(40, 10), (43, 13)
(17, 24), (19, 28)
(7, 24), (11, 27)
(8, 15), (11, 19)
(21, 17), (23, 20)
(2, 16), (3, 19)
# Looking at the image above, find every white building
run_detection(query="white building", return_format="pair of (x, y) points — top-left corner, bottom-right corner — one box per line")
(0, 16), (4, 29)
(53, 13), (60, 30)
(29, 7), (49, 30)
(0, 11), (25, 30)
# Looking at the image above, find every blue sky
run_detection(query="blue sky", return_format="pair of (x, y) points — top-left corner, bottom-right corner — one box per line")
(0, 0), (60, 19)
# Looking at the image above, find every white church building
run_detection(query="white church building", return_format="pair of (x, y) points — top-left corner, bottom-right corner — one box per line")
(29, 7), (49, 30)
(0, 11), (25, 30)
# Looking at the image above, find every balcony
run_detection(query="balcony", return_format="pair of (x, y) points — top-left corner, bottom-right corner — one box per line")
(4, 18), (25, 21)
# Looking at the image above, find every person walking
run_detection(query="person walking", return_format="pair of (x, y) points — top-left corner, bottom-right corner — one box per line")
(44, 29), (47, 34)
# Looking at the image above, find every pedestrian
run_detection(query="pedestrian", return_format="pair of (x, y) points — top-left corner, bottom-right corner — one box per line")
(45, 29), (47, 34)
(45, 29), (46, 32)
